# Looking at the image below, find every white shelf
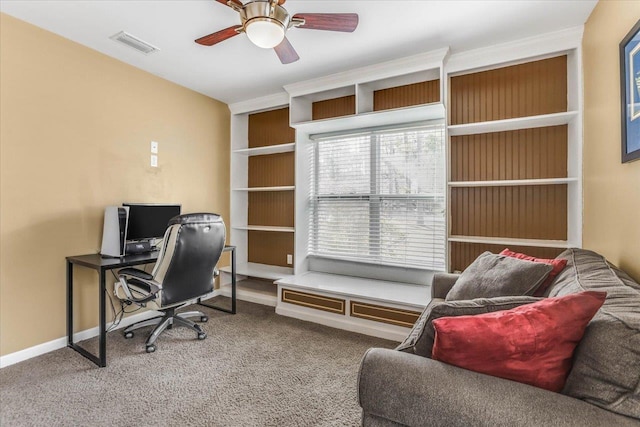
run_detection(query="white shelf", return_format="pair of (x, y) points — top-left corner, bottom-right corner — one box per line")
(448, 178), (578, 187)
(232, 225), (295, 233)
(233, 142), (295, 156)
(220, 262), (293, 280)
(218, 279), (278, 307)
(447, 111), (578, 136)
(448, 235), (573, 248)
(292, 103), (445, 134)
(233, 186), (295, 192)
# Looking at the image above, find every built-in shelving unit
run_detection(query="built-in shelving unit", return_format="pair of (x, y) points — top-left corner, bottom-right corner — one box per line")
(446, 51), (582, 272)
(225, 28), (584, 339)
(287, 51), (447, 130)
(227, 104), (296, 285)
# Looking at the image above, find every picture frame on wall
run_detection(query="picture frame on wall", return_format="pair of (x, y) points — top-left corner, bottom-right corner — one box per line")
(620, 19), (640, 163)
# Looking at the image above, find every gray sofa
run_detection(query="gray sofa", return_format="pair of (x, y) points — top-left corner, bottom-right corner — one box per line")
(358, 248), (640, 426)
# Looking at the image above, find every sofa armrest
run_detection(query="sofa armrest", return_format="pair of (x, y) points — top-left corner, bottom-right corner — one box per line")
(430, 273), (459, 299)
(358, 348), (639, 427)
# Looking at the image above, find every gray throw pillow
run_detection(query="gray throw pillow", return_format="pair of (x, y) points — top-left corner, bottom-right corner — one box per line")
(446, 252), (553, 301)
(396, 296), (541, 358)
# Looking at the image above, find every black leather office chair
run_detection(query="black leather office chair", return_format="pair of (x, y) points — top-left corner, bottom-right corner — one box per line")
(115, 213), (226, 353)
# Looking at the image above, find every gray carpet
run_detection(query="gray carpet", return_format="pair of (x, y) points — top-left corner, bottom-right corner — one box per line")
(0, 298), (394, 426)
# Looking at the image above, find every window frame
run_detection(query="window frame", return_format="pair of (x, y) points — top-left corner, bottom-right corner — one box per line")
(309, 122), (446, 271)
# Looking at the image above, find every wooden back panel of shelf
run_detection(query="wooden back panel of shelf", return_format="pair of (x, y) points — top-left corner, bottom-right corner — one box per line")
(451, 126), (568, 181)
(248, 192), (294, 227)
(312, 95), (356, 120)
(450, 56), (567, 125)
(247, 107), (295, 267)
(310, 79), (441, 120)
(450, 185), (568, 240)
(449, 56), (569, 271)
(373, 79), (440, 111)
(248, 231), (294, 267)
(248, 107), (295, 148)
(248, 152), (295, 187)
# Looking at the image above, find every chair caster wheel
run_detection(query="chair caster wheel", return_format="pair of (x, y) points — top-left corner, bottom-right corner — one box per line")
(146, 345), (156, 353)
(124, 331), (134, 339)
(200, 316), (208, 322)
(197, 332), (207, 340)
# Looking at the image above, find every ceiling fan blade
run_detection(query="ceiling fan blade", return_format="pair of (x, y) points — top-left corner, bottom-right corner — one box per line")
(195, 25), (242, 46)
(274, 37), (299, 64)
(292, 13), (359, 32)
(215, 0), (243, 8)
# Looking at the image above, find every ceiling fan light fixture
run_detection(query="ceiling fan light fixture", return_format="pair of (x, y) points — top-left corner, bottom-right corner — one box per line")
(245, 18), (285, 49)
(196, 0), (360, 65)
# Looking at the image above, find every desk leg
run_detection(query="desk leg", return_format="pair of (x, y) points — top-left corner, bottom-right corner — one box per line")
(99, 269), (107, 367)
(231, 247), (236, 314)
(197, 247), (237, 315)
(67, 261), (73, 347)
(67, 262), (104, 368)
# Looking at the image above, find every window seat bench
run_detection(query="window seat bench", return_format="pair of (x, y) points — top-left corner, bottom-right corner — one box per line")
(275, 272), (431, 341)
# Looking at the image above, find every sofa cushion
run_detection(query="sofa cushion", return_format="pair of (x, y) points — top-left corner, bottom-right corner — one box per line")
(446, 252), (552, 301)
(432, 291), (606, 392)
(499, 248), (568, 296)
(395, 296), (540, 358)
(549, 248), (640, 419)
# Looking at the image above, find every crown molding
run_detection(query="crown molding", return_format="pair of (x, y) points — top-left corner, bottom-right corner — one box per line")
(229, 91), (290, 115)
(446, 25), (584, 75)
(284, 47), (450, 97)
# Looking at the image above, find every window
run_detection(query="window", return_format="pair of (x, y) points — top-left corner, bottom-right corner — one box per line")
(309, 123), (446, 271)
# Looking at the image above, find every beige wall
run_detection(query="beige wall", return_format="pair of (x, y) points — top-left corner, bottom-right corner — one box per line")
(0, 14), (230, 356)
(583, 1), (640, 281)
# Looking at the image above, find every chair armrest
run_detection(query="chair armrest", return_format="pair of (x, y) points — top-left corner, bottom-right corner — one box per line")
(358, 348), (638, 427)
(116, 269), (160, 304)
(118, 267), (153, 280)
(430, 273), (460, 299)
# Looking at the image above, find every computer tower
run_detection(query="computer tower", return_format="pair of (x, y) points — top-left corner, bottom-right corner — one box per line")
(100, 206), (129, 257)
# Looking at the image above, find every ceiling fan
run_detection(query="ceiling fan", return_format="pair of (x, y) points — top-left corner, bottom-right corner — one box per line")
(195, 0), (359, 64)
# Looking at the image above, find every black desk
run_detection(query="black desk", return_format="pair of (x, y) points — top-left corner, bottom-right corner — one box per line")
(66, 245), (236, 367)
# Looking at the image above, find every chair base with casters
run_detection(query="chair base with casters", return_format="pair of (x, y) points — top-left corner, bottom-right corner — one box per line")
(123, 306), (209, 353)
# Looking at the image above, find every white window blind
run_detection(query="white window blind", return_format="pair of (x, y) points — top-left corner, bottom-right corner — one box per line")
(309, 123), (446, 271)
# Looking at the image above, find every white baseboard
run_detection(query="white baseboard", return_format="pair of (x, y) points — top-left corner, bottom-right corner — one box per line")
(275, 303), (406, 342)
(0, 310), (160, 369)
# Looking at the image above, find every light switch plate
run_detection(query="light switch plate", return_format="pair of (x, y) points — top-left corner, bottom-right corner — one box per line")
(150, 141), (159, 154)
(150, 154), (158, 167)
(287, 254), (293, 265)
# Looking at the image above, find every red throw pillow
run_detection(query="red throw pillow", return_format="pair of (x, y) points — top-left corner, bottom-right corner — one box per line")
(500, 248), (568, 296)
(431, 291), (606, 392)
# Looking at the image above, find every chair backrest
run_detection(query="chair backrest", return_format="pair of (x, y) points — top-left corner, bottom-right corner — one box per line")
(152, 213), (226, 307)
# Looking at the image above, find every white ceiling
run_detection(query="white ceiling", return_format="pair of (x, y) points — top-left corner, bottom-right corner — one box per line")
(0, 0), (598, 105)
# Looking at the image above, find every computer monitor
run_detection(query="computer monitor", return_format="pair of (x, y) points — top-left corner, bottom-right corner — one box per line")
(123, 203), (181, 241)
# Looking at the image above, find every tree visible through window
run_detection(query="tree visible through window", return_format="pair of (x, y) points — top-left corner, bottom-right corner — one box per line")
(309, 123), (446, 270)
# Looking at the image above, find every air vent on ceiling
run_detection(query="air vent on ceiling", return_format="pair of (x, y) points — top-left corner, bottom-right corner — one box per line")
(109, 31), (159, 55)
